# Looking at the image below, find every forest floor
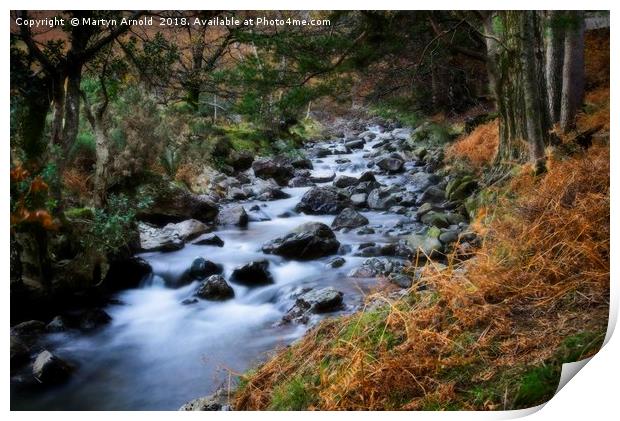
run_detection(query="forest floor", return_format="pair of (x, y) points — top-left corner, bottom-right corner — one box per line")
(231, 32), (610, 411)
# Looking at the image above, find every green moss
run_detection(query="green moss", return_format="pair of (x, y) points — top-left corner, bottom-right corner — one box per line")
(289, 117), (324, 141)
(64, 207), (95, 220)
(269, 375), (318, 410)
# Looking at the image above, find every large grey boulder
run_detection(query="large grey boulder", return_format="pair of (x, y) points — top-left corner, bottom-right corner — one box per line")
(230, 260), (274, 286)
(331, 208), (369, 230)
(407, 172), (441, 193)
(195, 275), (234, 301)
(32, 350), (73, 384)
(376, 154), (405, 173)
(296, 287), (344, 313)
(167, 219), (209, 242)
(179, 388), (232, 411)
(252, 157), (295, 186)
(367, 187), (400, 210)
(217, 205), (249, 227)
(262, 222), (340, 260)
(295, 186), (352, 215)
(138, 223), (184, 252)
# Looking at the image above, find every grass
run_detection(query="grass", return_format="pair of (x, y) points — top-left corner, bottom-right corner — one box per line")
(446, 119), (499, 172)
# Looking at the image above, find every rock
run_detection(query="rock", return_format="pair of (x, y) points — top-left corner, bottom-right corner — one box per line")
(179, 388), (232, 411)
(417, 186), (446, 205)
(348, 257), (404, 278)
(350, 193), (368, 208)
(416, 202), (436, 219)
(367, 187), (400, 210)
(138, 223), (184, 252)
(247, 207), (271, 222)
(167, 219), (209, 242)
(296, 287), (344, 313)
(357, 226), (375, 235)
(407, 172), (440, 192)
(252, 157), (295, 186)
(78, 308), (112, 330)
(344, 139), (365, 149)
(389, 273), (412, 288)
(195, 275), (235, 301)
(295, 186), (352, 215)
(185, 258), (223, 282)
(230, 260), (274, 286)
(392, 127), (412, 140)
(217, 205), (249, 227)
(288, 176), (314, 187)
(327, 257), (346, 268)
(138, 183), (218, 225)
(46, 316), (69, 332)
(446, 176), (477, 201)
(439, 230), (459, 244)
(309, 147), (331, 158)
(181, 298), (199, 305)
(262, 222), (340, 260)
(249, 178), (291, 201)
(192, 233), (225, 247)
(104, 256), (152, 291)
(376, 154), (404, 173)
(32, 350), (73, 384)
(420, 211), (451, 228)
(226, 187), (248, 201)
(229, 150), (254, 171)
(310, 170), (336, 183)
(11, 320), (46, 337)
(10, 336), (30, 369)
(358, 171), (377, 183)
(331, 208), (369, 230)
(333, 175), (359, 188)
(407, 231), (443, 259)
(290, 157), (313, 170)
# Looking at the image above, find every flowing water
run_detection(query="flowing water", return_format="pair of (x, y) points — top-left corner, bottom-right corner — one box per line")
(11, 127), (423, 410)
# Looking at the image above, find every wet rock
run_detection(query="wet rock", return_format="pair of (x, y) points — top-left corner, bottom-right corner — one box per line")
(10, 336), (30, 369)
(407, 229), (444, 259)
(252, 157), (295, 186)
(446, 175), (478, 201)
(389, 273), (413, 289)
(195, 275), (235, 301)
(391, 127), (412, 140)
(296, 287), (344, 313)
(380, 242), (414, 258)
(167, 219), (210, 242)
(11, 320), (46, 337)
(295, 186), (352, 215)
(104, 256), (152, 291)
(309, 147), (331, 158)
(417, 186), (446, 205)
(420, 211), (451, 228)
(179, 388), (232, 411)
(217, 205), (249, 227)
(138, 183), (218, 225)
(230, 260), (274, 286)
(439, 229), (459, 244)
(359, 171), (377, 183)
(367, 187), (400, 210)
(290, 157), (313, 170)
(350, 193), (368, 208)
(78, 308), (112, 330)
(46, 316), (69, 333)
(356, 226), (375, 235)
(344, 139), (365, 149)
(354, 246), (382, 257)
(348, 257), (404, 278)
(408, 172), (440, 192)
(192, 233), (225, 247)
(310, 170), (336, 183)
(181, 298), (199, 305)
(333, 175), (359, 188)
(186, 258), (223, 281)
(288, 176), (314, 187)
(138, 223), (184, 252)
(376, 154), (405, 173)
(331, 208), (369, 230)
(262, 222), (340, 260)
(327, 257), (346, 268)
(226, 187), (248, 201)
(32, 350), (73, 384)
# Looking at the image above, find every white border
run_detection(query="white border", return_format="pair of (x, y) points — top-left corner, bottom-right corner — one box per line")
(3, 2), (617, 420)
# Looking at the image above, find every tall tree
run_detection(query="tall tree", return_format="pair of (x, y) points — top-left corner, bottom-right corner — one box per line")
(544, 11), (565, 124)
(560, 11), (585, 132)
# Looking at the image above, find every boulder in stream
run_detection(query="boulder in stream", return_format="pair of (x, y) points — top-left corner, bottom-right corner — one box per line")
(283, 287), (344, 324)
(295, 186), (352, 215)
(32, 350), (73, 384)
(331, 208), (369, 230)
(192, 233), (225, 247)
(217, 205), (249, 227)
(262, 222), (340, 260)
(230, 260), (274, 286)
(376, 154), (405, 173)
(138, 223), (184, 252)
(252, 157), (295, 186)
(194, 275), (235, 301)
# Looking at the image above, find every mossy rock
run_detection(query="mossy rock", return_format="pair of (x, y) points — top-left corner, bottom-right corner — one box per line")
(420, 211), (450, 228)
(64, 207), (95, 220)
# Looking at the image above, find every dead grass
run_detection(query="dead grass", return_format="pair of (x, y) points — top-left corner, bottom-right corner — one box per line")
(234, 139), (609, 412)
(446, 119), (499, 171)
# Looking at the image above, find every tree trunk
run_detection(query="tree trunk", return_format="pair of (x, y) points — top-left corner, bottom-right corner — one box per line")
(560, 11), (585, 132)
(544, 11), (565, 124)
(521, 11), (547, 173)
(62, 64), (83, 154)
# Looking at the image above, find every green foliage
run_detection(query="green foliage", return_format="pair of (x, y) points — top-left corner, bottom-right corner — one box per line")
(371, 98), (422, 128)
(80, 193), (153, 255)
(269, 375), (319, 410)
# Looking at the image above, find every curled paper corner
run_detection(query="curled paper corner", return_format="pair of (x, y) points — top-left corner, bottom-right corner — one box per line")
(555, 357), (593, 395)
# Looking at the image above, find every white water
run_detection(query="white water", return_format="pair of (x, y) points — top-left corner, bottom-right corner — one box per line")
(12, 127), (420, 410)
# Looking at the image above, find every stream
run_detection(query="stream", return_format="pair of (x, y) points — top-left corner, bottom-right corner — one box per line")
(11, 125), (431, 410)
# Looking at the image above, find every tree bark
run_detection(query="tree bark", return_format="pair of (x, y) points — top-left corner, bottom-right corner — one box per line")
(544, 11), (565, 124)
(560, 11), (585, 132)
(521, 11), (547, 173)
